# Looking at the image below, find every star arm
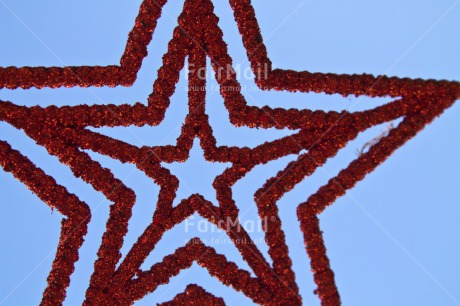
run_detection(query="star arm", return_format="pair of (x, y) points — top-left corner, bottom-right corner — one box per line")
(125, 239), (272, 304)
(0, 113), (138, 304)
(0, 0), (168, 90)
(0, 141), (91, 305)
(229, 0), (460, 99)
(303, 94), (459, 215)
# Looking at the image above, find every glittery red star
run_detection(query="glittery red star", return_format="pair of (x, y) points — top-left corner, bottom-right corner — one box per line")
(0, 0), (459, 305)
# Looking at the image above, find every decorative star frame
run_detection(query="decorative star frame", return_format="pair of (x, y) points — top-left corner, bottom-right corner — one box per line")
(0, 0), (459, 305)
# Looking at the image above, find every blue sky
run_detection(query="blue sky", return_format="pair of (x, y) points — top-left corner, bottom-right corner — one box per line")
(0, 1), (459, 305)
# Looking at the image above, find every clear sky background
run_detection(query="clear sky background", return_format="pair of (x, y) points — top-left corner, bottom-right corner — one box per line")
(0, 1), (459, 305)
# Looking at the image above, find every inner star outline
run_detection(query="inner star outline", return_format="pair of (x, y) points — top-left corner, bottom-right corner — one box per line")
(162, 138), (232, 207)
(0, 0), (459, 305)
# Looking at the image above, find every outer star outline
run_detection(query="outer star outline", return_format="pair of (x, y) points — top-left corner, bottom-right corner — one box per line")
(0, 0), (459, 305)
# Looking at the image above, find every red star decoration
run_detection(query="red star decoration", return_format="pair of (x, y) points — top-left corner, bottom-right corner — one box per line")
(0, 0), (459, 305)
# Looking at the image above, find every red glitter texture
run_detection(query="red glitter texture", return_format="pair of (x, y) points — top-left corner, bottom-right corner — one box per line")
(0, 0), (459, 305)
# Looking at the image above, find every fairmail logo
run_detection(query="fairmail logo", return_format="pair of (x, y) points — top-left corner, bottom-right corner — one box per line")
(184, 215), (276, 233)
